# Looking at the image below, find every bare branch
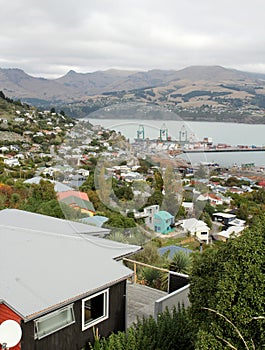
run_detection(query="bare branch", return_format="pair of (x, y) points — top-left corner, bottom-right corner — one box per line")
(203, 307), (250, 350)
(216, 335), (238, 350)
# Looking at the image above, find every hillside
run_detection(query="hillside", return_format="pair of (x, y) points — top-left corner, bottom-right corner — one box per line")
(0, 91), (74, 145)
(1, 66), (265, 123)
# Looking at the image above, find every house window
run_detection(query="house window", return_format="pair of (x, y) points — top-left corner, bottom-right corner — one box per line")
(82, 289), (109, 330)
(34, 304), (75, 339)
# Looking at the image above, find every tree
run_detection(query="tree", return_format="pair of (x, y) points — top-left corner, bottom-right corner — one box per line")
(142, 267), (161, 288)
(31, 180), (56, 201)
(37, 199), (64, 218)
(144, 189), (163, 208)
(104, 211), (136, 229)
(225, 176), (240, 187)
(153, 170), (164, 191)
(132, 242), (163, 266)
(189, 215), (265, 349)
(175, 205), (187, 220)
(80, 172), (96, 191)
(10, 193), (21, 207)
(161, 166), (182, 216)
(0, 90), (5, 99)
(169, 251), (192, 274)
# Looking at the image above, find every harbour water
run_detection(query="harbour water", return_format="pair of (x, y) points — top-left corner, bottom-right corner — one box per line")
(87, 118), (265, 167)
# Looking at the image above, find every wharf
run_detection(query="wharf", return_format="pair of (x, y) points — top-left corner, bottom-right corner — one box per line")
(182, 147), (265, 153)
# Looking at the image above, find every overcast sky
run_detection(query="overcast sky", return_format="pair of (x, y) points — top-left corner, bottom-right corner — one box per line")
(0, 0), (264, 78)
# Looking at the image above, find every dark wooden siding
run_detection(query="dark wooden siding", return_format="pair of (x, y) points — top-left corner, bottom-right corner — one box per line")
(0, 303), (22, 350)
(21, 280), (127, 350)
(168, 273), (189, 294)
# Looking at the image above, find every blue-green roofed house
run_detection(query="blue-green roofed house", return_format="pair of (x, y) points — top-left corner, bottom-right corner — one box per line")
(154, 211), (175, 234)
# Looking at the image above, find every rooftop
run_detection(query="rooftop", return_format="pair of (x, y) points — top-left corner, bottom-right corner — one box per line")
(158, 245), (193, 259)
(213, 212), (236, 219)
(0, 209), (141, 320)
(155, 211), (174, 220)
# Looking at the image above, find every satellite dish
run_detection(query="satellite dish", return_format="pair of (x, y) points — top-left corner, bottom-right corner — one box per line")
(0, 320), (22, 348)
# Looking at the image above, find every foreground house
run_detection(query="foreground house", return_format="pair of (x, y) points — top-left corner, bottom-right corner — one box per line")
(0, 209), (140, 350)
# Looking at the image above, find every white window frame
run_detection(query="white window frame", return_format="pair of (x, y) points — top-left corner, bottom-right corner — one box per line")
(82, 289), (109, 331)
(34, 304), (75, 340)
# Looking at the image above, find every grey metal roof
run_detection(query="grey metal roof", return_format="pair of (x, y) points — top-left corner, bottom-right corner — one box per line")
(0, 209), (141, 320)
(23, 177), (74, 192)
(79, 215), (109, 227)
(158, 245), (193, 259)
(0, 209), (108, 237)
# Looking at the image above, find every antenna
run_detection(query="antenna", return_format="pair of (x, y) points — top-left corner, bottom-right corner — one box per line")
(0, 320), (22, 349)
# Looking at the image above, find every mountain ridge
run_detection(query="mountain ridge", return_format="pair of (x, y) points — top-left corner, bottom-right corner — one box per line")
(1, 65), (265, 123)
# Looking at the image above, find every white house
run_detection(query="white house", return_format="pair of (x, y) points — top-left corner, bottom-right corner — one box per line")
(182, 202), (194, 215)
(180, 218), (210, 244)
(196, 193), (223, 206)
(134, 205), (160, 230)
(4, 158), (20, 167)
(216, 226), (245, 241)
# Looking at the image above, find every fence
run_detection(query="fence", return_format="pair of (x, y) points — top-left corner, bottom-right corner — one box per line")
(123, 258), (190, 319)
(154, 284), (190, 319)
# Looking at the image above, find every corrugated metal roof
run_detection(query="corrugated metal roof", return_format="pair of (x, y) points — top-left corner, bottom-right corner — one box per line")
(0, 209), (105, 236)
(0, 209), (140, 320)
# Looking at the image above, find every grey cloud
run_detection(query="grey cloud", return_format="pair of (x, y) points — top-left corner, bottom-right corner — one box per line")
(0, 0), (264, 77)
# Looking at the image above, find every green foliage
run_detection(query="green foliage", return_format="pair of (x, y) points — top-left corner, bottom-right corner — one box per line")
(144, 189), (163, 208)
(153, 170), (164, 191)
(31, 179), (57, 201)
(203, 202), (216, 216)
(142, 267), (161, 288)
(132, 242), (163, 266)
(112, 178), (134, 201)
(169, 251), (192, 274)
(10, 193), (21, 206)
(189, 215), (265, 349)
(89, 305), (195, 350)
(175, 205), (187, 220)
(37, 199), (65, 218)
(104, 211), (136, 228)
(200, 212), (212, 229)
(225, 176), (241, 187)
(229, 189), (265, 223)
(107, 228), (147, 246)
(80, 172), (96, 191)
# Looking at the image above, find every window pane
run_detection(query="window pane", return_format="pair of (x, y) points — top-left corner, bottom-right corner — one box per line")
(82, 289), (109, 330)
(35, 305), (75, 339)
(84, 293), (104, 324)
